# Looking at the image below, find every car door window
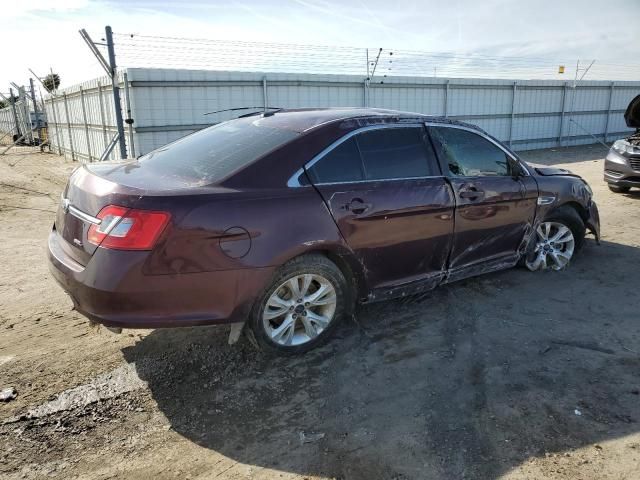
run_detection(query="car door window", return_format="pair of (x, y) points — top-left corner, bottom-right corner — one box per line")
(430, 126), (511, 177)
(307, 137), (364, 184)
(356, 127), (438, 180)
(307, 126), (439, 184)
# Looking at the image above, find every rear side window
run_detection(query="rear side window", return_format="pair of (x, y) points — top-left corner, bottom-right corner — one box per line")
(307, 126), (438, 184)
(430, 126), (511, 177)
(307, 137), (363, 184)
(138, 117), (298, 186)
(357, 128), (436, 180)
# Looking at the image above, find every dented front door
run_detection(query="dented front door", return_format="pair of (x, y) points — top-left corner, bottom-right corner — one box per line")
(446, 175), (538, 270)
(428, 124), (538, 276)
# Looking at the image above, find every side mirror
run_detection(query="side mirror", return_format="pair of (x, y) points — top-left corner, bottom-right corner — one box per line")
(510, 160), (524, 179)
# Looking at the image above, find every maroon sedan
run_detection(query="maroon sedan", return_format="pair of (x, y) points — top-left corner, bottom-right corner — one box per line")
(48, 108), (600, 354)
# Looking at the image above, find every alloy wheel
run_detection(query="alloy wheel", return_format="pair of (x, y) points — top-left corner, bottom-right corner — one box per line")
(262, 274), (337, 346)
(526, 221), (575, 271)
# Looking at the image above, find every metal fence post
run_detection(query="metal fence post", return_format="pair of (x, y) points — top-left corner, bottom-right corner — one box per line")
(508, 81), (517, 148)
(363, 79), (367, 107)
(365, 48), (370, 107)
(29, 78), (39, 140)
(16, 87), (31, 144)
(558, 82), (568, 147)
(8, 88), (20, 139)
(97, 81), (109, 154)
(262, 76), (268, 112)
(49, 97), (62, 155)
(444, 80), (449, 117)
(63, 92), (76, 161)
(80, 86), (93, 161)
(123, 72), (136, 158)
(105, 25), (127, 159)
(603, 81), (614, 143)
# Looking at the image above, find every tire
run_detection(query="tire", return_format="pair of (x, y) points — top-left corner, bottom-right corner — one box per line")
(608, 184), (630, 194)
(525, 205), (586, 271)
(246, 254), (349, 355)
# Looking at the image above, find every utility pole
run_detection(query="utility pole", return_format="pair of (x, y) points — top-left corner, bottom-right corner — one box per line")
(566, 59), (596, 147)
(79, 26), (128, 159)
(105, 26), (127, 159)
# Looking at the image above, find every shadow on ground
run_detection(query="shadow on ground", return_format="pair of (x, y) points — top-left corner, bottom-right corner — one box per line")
(123, 239), (640, 480)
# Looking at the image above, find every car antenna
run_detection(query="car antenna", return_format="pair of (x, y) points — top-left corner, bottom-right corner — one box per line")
(203, 106), (283, 116)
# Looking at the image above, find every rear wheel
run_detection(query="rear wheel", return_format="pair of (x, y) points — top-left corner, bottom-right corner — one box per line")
(247, 254), (348, 355)
(526, 206), (585, 271)
(608, 184), (630, 193)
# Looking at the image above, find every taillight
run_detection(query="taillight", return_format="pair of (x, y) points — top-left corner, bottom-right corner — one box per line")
(88, 205), (170, 250)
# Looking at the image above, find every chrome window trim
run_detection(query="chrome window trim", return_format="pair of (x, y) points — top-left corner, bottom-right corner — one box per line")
(287, 123), (437, 187)
(295, 175), (445, 187)
(424, 122), (531, 177)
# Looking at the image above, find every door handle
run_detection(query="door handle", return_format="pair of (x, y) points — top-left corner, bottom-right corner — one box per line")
(458, 186), (484, 200)
(344, 198), (372, 215)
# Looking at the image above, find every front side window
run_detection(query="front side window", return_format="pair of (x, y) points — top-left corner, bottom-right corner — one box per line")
(307, 126), (438, 184)
(430, 126), (511, 177)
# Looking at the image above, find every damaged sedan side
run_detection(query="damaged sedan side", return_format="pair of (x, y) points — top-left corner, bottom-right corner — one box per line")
(47, 108), (600, 355)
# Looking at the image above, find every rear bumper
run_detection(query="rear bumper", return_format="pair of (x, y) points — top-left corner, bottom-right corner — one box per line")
(604, 150), (640, 187)
(47, 230), (274, 329)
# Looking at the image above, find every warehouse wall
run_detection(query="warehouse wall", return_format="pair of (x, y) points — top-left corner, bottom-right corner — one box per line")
(45, 68), (640, 161)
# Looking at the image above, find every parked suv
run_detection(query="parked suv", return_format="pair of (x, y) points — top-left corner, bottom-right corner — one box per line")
(48, 108), (600, 354)
(604, 94), (640, 193)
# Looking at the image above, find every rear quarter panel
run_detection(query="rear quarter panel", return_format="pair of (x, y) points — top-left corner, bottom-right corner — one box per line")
(137, 185), (357, 282)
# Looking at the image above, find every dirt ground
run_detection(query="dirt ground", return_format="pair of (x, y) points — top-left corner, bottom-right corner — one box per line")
(0, 144), (638, 480)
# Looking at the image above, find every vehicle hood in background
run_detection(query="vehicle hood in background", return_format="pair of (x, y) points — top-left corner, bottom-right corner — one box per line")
(625, 94), (640, 129)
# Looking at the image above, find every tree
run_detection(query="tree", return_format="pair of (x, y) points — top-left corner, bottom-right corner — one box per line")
(0, 99), (7, 109)
(43, 73), (60, 93)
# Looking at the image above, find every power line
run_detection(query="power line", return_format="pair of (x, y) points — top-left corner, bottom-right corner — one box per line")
(86, 31), (640, 81)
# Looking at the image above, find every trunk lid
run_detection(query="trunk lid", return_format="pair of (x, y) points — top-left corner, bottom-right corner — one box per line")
(55, 165), (144, 266)
(625, 94), (640, 129)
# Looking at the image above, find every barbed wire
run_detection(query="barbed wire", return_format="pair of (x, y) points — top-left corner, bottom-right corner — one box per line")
(97, 32), (640, 81)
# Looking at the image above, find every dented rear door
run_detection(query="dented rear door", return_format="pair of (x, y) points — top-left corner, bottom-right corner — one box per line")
(307, 125), (455, 290)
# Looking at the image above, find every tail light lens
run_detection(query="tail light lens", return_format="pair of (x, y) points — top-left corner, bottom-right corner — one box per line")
(88, 205), (170, 250)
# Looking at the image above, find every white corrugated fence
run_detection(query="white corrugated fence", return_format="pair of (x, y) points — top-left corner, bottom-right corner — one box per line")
(33, 68), (640, 161)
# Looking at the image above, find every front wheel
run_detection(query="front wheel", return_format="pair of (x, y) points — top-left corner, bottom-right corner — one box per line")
(608, 184), (630, 194)
(247, 254), (348, 355)
(525, 206), (585, 271)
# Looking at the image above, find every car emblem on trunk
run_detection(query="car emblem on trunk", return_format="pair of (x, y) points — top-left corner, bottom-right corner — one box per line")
(62, 198), (70, 213)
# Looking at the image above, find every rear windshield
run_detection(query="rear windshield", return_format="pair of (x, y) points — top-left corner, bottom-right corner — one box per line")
(138, 116), (298, 185)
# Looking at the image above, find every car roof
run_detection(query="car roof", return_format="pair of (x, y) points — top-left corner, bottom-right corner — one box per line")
(251, 107), (481, 133)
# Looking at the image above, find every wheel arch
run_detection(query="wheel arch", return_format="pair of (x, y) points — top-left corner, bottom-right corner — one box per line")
(547, 201), (589, 224)
(279, 245), (368, 308)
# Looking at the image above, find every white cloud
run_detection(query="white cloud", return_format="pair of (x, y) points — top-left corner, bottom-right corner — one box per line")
(0, 0), (90, 18)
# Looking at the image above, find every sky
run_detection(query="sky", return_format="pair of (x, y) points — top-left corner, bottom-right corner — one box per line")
(0, 0), (638, 94)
